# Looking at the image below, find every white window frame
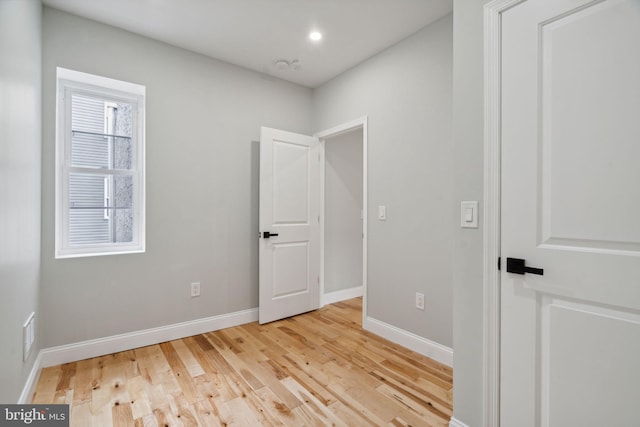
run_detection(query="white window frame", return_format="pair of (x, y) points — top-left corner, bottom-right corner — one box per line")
(103, 102), (117, 221)
(55, 67), (146, 258)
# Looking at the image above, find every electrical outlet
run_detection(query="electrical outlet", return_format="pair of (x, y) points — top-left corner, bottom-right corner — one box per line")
(190, 282), (201, 297)
(415, 292), (425, 310)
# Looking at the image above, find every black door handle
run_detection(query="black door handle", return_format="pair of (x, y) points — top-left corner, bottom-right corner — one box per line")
(262, 231), (279, 238)
(506, 257), (544, 276)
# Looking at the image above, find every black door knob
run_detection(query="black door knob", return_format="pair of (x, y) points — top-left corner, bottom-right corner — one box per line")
(262, 231), (279, 238)
(506, 257), (544, 276)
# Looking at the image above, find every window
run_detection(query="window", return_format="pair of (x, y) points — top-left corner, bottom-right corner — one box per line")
(56, 68), (145, 258)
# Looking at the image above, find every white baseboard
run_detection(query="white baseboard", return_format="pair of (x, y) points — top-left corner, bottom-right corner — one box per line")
(38, 307), (258, 369)
(322, 286), (363, 306)
(18, 352), (43, 404)
(449, 417), (470, 427)
(363, 316), (453, 367)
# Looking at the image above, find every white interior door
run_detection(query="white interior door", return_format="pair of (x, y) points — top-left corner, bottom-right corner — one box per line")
(501, 0), (640, 425)
(259, 127), (320, 324)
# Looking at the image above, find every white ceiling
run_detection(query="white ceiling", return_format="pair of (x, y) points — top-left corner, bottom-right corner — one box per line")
(42, 0), (453, 88)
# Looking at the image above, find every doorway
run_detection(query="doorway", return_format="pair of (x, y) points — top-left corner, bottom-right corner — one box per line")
(322, 129), (363, 301)
(316, 117), (368, 322)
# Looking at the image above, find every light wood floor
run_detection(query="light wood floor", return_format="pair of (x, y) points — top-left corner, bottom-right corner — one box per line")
(32, 298), (453, 426)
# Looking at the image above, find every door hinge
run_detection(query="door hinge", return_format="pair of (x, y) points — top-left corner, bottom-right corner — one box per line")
(318, 215), (320, 223)
(317, 276), (320, 285)
(498, 257), (501, 271)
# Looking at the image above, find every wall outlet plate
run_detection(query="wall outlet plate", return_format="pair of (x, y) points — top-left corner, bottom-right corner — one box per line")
(415, 292), (425, 310)
(191, 282), (201, 297)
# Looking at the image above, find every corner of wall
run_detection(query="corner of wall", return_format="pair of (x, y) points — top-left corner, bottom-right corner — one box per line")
(0, 0), (42, 403)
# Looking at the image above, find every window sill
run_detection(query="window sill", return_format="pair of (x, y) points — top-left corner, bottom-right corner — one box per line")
(55, 247), (145, 259)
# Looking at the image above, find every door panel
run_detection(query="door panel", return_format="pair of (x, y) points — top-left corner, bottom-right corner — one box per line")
(501, 0), (640, 425)
(271, 242), (310, 298)
(259, 127), (320, 324)
(273, 140), (310, 224)
(543, 297), (640, 426)
(539, 0), (640, 252)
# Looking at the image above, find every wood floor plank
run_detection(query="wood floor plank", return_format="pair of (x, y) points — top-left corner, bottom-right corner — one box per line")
(237, 323), (288, 360)
(280, 376), (347, 427)
(370, 368), (453, 414)
(325, 382), (389, 425)
(128, 375), (154, 420)
(135, 345), (181, 396)
(269, 355), (336, 408)
(171, 339), (206, 378)
(191, 399), (221, 427)
(31, 298), (453, 426)
(31, 365), (61, 403)
(134, 413), (158, 427)
(112, 401), (134, 427)
(71, 358), (98, 405)
(326, 399), (372, 426)
(70, 402), (92, 426)
(158, 342), (201, 404)
(197, 335), (256, 402)
(221, 326), (270, 362)
(250, 385), (299, 426)
(376, 382), (449, 425)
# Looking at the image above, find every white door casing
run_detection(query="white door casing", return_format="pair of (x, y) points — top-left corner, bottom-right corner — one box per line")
(499, 0), (640, 426)
(259, 127), (321, 324)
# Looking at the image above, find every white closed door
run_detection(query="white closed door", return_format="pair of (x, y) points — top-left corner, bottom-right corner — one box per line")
(259, 127), (320, 324)
(500, 0), (640, 425)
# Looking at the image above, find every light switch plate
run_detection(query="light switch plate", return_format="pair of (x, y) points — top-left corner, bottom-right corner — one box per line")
(460, 201), (478, 228)
(378, 205), (387, 221)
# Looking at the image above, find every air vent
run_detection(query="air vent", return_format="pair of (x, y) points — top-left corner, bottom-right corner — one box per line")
(23, 313), (35, 361)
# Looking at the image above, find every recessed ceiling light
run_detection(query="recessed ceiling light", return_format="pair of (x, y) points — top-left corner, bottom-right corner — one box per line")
(309, 31), (322, 41)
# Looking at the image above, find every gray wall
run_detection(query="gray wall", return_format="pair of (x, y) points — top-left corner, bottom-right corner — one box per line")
(313, 15), (453, 347)
(40, 8), (313, 348)
(452, 0), (491, 425)
(324, 129), (363, 294)
(0, 0), (42, 402)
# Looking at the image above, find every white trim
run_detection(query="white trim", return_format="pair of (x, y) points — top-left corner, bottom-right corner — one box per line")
(314, 116), (367, 139)
(57, 67), (145, 96)
(319, 138), (326, 305)
(483, 1), (527, 426)
(322, 286), (364, 306)
(363, 316), (453, 367)
(38, 308), (257, 368)
(18, 353), (43, 404)
(362, 119), (368, 325)
(449, 417), (471, 427)
(314, 116), (368, 325)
